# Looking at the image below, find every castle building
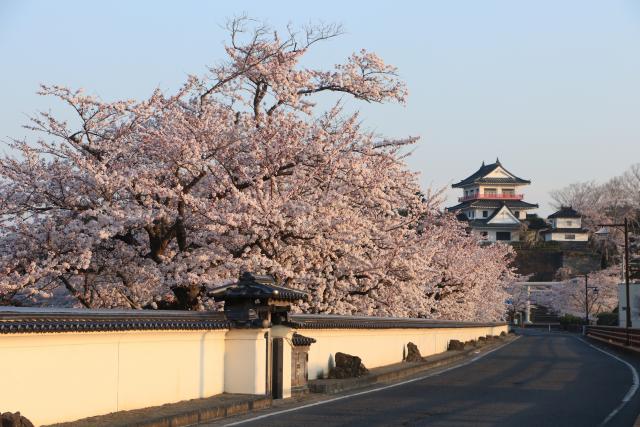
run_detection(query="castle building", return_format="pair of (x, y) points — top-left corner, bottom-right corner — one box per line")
(541, 206), (589, 242)
(447, 159), (538, 242)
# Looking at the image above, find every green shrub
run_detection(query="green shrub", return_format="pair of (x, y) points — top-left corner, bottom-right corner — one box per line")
(596, 312), (618, 326)
(559, 314), (584, 326)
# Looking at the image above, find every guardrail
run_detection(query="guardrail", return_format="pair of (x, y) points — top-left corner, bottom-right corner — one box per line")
(584, 325), (640, 348)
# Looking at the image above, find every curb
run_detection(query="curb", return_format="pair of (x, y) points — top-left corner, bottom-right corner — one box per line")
(585, 333), (640, 355)
(45, 395), (272, 427)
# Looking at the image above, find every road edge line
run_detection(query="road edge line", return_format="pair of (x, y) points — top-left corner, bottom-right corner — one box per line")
(576, 336), (639, 426)
(223, 335), (521, 426)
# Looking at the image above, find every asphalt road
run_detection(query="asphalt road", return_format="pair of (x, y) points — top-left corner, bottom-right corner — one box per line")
(214, 330), (640, 427)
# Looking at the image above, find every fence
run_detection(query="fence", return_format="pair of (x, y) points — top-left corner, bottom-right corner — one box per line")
(585, 325), (640, 348)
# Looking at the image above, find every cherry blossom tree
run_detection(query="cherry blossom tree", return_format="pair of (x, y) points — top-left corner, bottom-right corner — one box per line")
(549, 267), (619, 319)
(550, 164), (640, 231)
(0, 18), (514, 320)
(551, 165), (640, 274)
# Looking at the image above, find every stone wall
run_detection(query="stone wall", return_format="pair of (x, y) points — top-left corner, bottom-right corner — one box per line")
(514, 247), (601, 281)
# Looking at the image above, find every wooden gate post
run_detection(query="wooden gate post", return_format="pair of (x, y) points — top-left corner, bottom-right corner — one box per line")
(270, 325), (294, 399)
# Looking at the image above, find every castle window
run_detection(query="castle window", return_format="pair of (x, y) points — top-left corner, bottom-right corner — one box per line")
(496, 232), (511, 241)
(565, 234), (576, 240)
(483, 211), (488, 218)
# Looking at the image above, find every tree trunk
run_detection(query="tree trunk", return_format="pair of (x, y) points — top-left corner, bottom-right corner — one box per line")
(172, 284), (204, 310)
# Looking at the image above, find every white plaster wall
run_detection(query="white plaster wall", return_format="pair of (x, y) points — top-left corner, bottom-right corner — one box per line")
(467, 208), (507, 220)
(473, 229), (520, 242)
(485, 167), (510, 178)
(546, 232), (589, 242)
(489, 207), (519, 224)
(472, 208), (495, 219)
(463, 187), (480, 197)
(224, 328), (268, 395)
(0, 330), (227, 426)
(556, 218), (582, 228)
(302, 325), (508, 380)
(0, 323), (509, 424)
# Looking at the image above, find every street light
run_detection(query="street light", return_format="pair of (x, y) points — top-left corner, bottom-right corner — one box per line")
(596, 218), (631, 345)
(582, 274), (598, 325)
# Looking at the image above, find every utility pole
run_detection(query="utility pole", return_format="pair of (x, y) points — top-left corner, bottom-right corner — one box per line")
(625, 217), (631, 334)
(597, 217), (632, 345)
(584, 274), (589, 325)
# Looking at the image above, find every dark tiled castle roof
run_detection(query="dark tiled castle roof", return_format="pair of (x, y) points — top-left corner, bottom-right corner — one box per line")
(452, 159), (530, 188)
(448, 199), (538, 212)
(548, 206), (582, 219)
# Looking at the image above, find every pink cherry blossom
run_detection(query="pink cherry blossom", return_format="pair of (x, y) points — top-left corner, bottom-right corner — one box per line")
(0, 18), (515, 320)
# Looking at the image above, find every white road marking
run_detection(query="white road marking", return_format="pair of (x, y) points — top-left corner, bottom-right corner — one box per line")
(576, 337), (639, 426)
(222, 337), (521, 426)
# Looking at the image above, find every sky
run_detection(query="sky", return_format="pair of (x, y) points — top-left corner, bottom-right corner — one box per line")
(1, 1), (639, 215)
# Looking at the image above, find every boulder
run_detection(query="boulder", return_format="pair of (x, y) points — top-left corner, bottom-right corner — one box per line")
(329, 352), (368, 379)
(405, 342), (423, 362)
(448, 339), (465, 351)
(0, 413), (34, 427)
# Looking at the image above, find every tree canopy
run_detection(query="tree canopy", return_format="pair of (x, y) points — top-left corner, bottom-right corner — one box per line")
(0, 19), (515, 320)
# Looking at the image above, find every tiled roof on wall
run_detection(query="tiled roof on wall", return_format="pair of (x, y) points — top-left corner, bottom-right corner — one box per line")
(0, 307), (230, 334)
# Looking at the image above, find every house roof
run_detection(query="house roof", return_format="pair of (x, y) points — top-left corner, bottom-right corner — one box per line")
(452, 159), (531, 188)
(448, 199), (539, 211)
(548, 206), (582, 219)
